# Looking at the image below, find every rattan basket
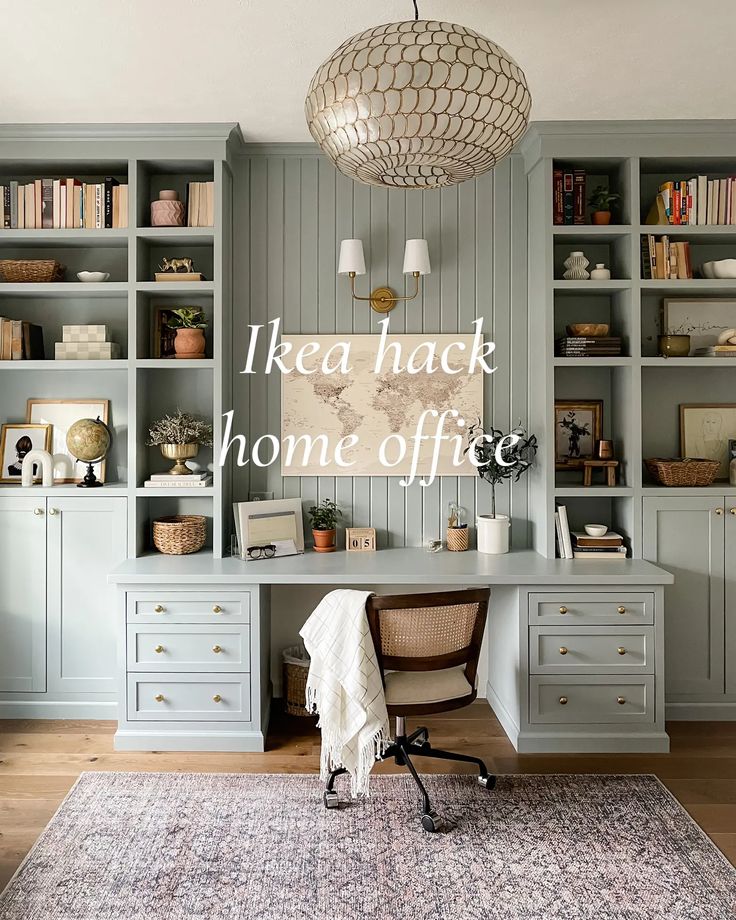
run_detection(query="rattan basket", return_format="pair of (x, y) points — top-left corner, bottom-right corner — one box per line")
(645, 458), (720, 487)
(152, 514), (207, 554)
(282, 645), (314, 717)
(0, 259), (65, 283)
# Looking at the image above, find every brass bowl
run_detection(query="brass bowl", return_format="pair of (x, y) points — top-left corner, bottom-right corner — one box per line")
(657, 334), (690, 358)
(160, 442), (199, 475)
(566, 323), (610, 337)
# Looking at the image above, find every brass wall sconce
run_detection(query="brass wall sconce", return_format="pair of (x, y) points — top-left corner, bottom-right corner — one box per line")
(338, 238), (431, 314)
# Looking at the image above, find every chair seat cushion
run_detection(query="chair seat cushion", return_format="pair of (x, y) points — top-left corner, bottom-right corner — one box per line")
(384, 666), (473, 706)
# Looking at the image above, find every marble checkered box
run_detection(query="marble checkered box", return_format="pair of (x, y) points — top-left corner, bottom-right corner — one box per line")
(62, 324), (109, 343)
(55, 342), (121, 360)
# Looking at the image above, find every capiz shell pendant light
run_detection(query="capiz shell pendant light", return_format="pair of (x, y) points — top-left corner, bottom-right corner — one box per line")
(305, 5), (531, 189)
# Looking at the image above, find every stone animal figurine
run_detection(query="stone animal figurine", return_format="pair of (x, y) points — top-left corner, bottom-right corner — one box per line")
(159, 257), (194, 274)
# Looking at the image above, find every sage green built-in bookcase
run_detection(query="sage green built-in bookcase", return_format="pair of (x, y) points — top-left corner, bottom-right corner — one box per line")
(522, 121), (736, 560)
(0, 124), (243, 558)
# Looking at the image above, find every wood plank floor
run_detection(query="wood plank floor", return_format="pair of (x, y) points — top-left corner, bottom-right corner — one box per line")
(1, 705), (735, 890)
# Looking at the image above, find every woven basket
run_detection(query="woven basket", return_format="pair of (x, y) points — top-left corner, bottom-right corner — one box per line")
(0, 259), (65, 283)
(446, 526), (469, 552)
(645, 458), (720, 487)
(282, 645), (314, 717)
(152, 514), (207, 554)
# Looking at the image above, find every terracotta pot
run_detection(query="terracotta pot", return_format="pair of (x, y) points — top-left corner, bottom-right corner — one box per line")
(591, 210), (612, 225)
(312, 528), (336, 553)
(174, 328), (206, 359)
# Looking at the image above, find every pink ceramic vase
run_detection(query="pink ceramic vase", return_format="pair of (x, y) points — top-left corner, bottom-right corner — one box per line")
(151, 190), (185, 227)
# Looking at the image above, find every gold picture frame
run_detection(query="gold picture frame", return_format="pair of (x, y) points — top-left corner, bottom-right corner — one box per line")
(680, 403), (736, 480)
(0, 423), (52, 484)
(554, 399), (603, 470)
(26, 398), (110, 483)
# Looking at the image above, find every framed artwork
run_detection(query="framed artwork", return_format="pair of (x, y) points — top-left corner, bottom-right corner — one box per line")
(0, 424), (52, 483)
(663, 299), (736, 353)
(554, 400), (603, 469)
(233, 498), (305, 560)
(680, 404), (736, 480)
(151, 307), (177, 358)
(27, 398), (109, 483)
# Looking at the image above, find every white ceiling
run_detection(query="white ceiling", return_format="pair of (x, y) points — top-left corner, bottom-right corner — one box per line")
(2, 0), (735, 141)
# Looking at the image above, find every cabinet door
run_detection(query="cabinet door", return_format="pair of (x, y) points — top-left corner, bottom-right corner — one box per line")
(643, 496), (725, 698)
(727, 504), (736, 693)
(46, 497), (126, 694)
(0, 497), (47, 691)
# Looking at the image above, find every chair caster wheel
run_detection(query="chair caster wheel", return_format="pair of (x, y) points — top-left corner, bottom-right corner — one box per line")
(478, 774), (496, 790)
(324, 790), (339, 809)
(421, 811), (443, 833)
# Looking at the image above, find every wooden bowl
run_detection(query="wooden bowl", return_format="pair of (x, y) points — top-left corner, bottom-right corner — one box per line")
(566, 323), (610, 338)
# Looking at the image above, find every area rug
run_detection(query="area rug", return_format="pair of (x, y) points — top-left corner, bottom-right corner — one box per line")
(1, 772), (735, 920)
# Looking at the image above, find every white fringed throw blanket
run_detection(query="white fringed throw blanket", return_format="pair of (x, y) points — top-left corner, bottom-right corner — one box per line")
(300, 589), (390, 797)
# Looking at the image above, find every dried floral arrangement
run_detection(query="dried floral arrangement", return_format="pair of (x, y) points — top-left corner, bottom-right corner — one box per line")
(147, 409), (213, 447)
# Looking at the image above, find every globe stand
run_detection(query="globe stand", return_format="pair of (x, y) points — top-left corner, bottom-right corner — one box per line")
(77, 462), (103, 488)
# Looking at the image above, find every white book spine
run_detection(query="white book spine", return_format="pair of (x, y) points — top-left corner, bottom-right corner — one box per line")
(557, 505), (574, 559)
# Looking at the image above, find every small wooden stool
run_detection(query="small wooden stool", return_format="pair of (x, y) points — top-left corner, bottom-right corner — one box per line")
(582, 459), (619, 487)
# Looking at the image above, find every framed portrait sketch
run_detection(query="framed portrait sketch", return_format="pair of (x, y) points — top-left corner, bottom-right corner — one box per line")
(554, 400), (603, 469)
(680, 403), (736, 480)
(27, 398), (110, 483)
(0, 424), (52, 483)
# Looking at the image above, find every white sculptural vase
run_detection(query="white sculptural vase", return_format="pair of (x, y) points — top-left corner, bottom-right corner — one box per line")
(21, 449), (54, 487)
(563, 251), (590, 281)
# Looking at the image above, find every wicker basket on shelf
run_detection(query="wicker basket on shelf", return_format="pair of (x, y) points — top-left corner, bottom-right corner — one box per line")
(644, 458), (720, 487)
(0, 259), (65, 283)
(282, 645), (314, 717)
(152, 514), (207, 554)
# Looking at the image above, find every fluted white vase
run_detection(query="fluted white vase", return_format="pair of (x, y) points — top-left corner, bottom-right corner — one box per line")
(563, 251), (590, 281)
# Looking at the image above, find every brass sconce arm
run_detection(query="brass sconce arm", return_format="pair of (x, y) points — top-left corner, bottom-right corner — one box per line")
(348, 271), (421, 314)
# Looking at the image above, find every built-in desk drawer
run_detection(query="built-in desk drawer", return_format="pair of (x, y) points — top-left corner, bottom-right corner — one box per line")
(529, 593), (653, 626)
(529, 675), (654, 724)
(127, 592), (250, 624)
(127, 624), (250, 673)
(127, 673), (250, 721)
(530, 626), (653, 674)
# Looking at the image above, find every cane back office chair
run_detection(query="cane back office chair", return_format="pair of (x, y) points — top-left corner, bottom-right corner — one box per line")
(324, 587), (494, 832)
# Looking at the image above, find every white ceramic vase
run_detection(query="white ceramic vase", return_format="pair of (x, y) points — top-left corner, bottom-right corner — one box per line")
(477, 514), (510, 554)
(590, 263), (611, 281)
(562, 251), (590, 281)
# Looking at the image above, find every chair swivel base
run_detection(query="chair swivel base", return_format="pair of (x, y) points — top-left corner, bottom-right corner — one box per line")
(323, 724), (496, 831)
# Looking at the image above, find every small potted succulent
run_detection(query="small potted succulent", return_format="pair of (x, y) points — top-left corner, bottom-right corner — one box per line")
(166, 308), (207, 359)
(308, 498), (342, 553)
(588, 185), (621, 225)
(147, 409), (213, 475)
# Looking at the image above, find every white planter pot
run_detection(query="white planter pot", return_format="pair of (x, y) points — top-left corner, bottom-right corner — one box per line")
(477, 514), (510, 554)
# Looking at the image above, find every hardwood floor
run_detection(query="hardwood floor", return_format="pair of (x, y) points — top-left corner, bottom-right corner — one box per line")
(1, 704), (735, 890)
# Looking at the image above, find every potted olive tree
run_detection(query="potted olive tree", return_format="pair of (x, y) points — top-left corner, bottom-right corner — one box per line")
(308, 498), (342, 553)
(466, 421), (537, 554)
(148, 409), (213, 475)
(588, 185), (621, 225)
(166, 308), (208, 359)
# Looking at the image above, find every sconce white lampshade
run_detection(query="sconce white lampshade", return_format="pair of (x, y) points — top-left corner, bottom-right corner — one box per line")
(403, 239), (431, 276)
(338, 239), (366, 276)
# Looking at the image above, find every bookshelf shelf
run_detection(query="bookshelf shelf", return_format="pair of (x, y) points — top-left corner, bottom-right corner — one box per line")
(637, 224), (736, 237)
(135, 227), (214, 244)
(553, 487), (635, 498)
(135, 281), (215, 294)
(640, 279), (736, 292)
(552, 357), (633, 367)
(552, 226), (631, 239)
(135, 486), (215, 497)
(552, 280), (631, 292)
(640, 357), (736, 367)
(0, 359), (129, 371)
(0, 282), (129, 297)
(0, 229), (128, 243)
(135, 358), (216, 369)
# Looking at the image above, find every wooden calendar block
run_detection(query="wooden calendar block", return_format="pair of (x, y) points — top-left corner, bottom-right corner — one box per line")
(346, 527), (377, 551)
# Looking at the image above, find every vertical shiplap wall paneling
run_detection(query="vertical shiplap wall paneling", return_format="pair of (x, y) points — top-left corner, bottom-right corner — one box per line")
(234, 148), (527, 548)
(231, 157), (251, 505)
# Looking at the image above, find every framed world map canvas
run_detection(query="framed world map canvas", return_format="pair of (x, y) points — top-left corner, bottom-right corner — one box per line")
(280, 334), (483, 476)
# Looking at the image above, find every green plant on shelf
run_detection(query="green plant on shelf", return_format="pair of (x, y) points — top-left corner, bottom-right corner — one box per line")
(165, 308), (207, 329)
(147, 409), (213, 446)
(587, 185), (621, 213)
(307, 498), (342, 531)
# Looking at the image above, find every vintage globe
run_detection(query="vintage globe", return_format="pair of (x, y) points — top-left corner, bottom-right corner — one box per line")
(66, 417), (111, 463)
(305, 20), (531, 189)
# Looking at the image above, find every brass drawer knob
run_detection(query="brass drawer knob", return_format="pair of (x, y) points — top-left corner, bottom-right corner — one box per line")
(559, 606), (568, 614)
(559, 646), (568, 655)
(558, 696), (568, 705)
(154, 605), (165, 613)
(617, 647), (626, 656)
(213, 694), (222, 703)
(48, 508), (58, 516)
(617, 606), (626, 614)
(715, 508), (724, 516)
(154, 694), (165, 703)
(33, 507), (44, 516)
(212, 645), (222, 654)
(730, 508), (736, 516)
(212, 605), (223, 614)
(154, 645), (164, 654)
(617, 696), (626, 705)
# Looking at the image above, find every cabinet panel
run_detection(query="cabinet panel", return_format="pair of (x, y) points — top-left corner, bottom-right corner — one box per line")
(529, 592), (653, 625)
(127, 624), (250, 672)
(128, 673), (250, 721)
(530, 675), (654, 724)
(0, 497), (47, 692)
(530, 626), (653, 674)
(727, 506), (736, 693)
(127, 592), (250, 624)
(47, 498), (127, 694)
(643, 497), (724, 697)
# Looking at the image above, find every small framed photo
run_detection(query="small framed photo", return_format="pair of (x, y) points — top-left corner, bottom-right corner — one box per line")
(0, 423), (52, 483)
(554, 400), (603, 469)
(27, 398), (109, 483)
(151, 306), (177, 359)
(680, 404), (736, 480)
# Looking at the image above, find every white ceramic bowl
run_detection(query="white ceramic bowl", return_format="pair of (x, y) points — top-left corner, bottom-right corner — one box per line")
(702, 261), (716, 279)
(711, 259), (736, 279)
(77, 271), (110, 283)
(584, 523), (608, 537)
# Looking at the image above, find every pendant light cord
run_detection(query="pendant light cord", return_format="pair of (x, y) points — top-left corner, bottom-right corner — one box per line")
(412, 0), (419, 20)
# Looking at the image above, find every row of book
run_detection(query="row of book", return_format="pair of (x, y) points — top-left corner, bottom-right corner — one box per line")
(0, 318), (44, 360)
(646, 177), (736, 226)
(142, 471), (212, 489)
(553, 168), (586, 225)
(641, 236), (692, 280)
(0, 178), (128, 229)
(187, 182), (215, 227)
(555, 506), (627, 560)
(556, 336), (622, 357)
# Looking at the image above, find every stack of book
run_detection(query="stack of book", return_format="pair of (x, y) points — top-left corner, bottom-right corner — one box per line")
(693, 345), (736, 358)
(571, 530), (627, 560)
(646, 176), (736, 226)
(187, 181), (214, 227)
(0, 177), (128, 229)
(0, 317), (44, 360)
(553, 167), (586, 225)
(556, 336), (622, 357)
(641, 235), (692, 280)
(143, 471), (212, 489)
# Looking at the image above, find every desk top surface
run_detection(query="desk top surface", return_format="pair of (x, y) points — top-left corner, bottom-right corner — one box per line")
(109, 548), (673, 586)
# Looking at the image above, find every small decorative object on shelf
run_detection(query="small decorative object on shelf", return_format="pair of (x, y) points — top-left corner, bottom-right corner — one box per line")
(152, 514), (207, 555)
(562, 251), (590, 280)
(590, 263), (611, 281)
(20, 449), (54, 488)
(66, 416), (112, 488)
(346, 527), (376, 552)
(150, 190), (185, 227)
(566, 323), (609, 337)
(645, 457), (720, 488)
(554, 400), (602, 470)
(425, 540), (443, 553)
(0, 423), (51, 483)
(467, 421), (537, 555)
(584, 523), (608, 537)
(55, 324), (120, 360)
(0, 259), (65, 283)
(155, 256), (204, 283)
(657, 334), (690, 358)
(587, 185), (620, 225)
(147, 409), (213, 475)
(597, 439), (614, 460)
(572, 527), (627, 560)
(308, 498), (342, 553)
(557, 324), (621, 357)
(165, 308), (207, 359)
(582, 458), (618, 487)
(703, 259), (736, 279)
(446, 501), (468, 552)
(76, 271), (110, 283)
(27, 397), (109, 483)
(680, 403), (736, 479)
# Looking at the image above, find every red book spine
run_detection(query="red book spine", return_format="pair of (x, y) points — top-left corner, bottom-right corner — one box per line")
(553, 169), (564, 225)
(672, 187), (681, 225)
(573, 169), (586, 224)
